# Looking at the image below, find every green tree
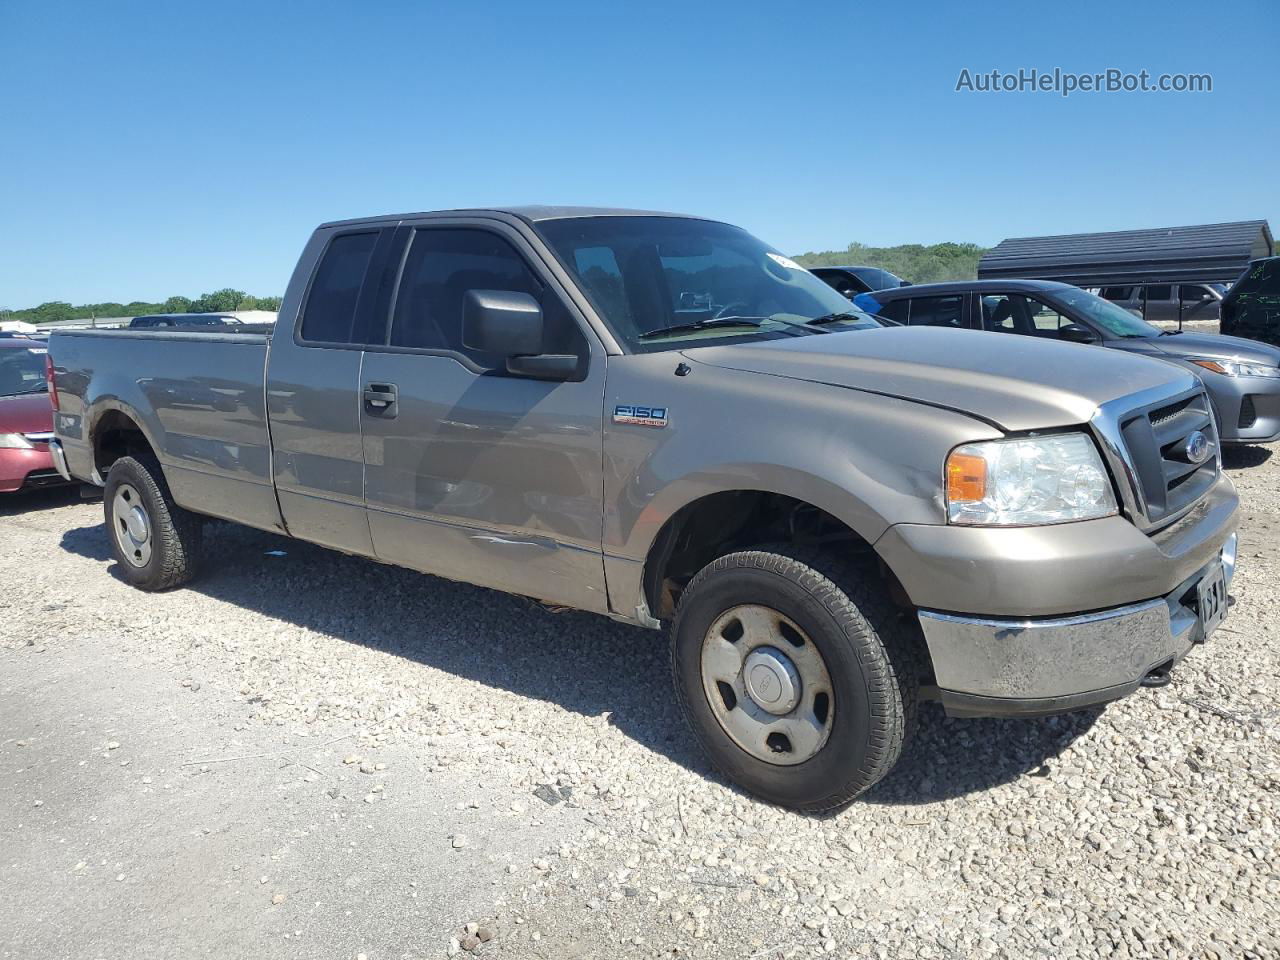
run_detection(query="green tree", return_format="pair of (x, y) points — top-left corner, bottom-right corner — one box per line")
(164, 295), (193, 313)
(29, 301), (75, 324)
(191, 288), (247, 312)
(793, 241), (989, 284)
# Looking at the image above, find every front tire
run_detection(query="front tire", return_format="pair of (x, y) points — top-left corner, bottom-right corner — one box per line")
(104, 455), (202, 591)
(671, 547), (918, 812)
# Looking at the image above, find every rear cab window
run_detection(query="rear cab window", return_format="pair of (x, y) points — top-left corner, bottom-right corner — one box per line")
(299, 231), (381, 345)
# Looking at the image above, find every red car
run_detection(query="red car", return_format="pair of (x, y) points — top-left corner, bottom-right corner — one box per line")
(0, 337), (68, 493)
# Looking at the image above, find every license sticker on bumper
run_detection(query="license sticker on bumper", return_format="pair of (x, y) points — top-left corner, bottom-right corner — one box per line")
(1197, 561), (1228, 640)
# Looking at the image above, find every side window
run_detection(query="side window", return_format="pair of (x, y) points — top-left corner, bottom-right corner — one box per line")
(300, 231), (379, 344)
(1142, 285), (1172, 302)
(1180, 284), (1210, 302)
(980, 294), (1067, 335)
(981, 294), (1019, 332)
(1099, 286), (1133, 301)
(1026, 297), (1069, 332)
(389, 228), (584, 365)
(906, 295), (964, 327)
(875, 299), (909, 324)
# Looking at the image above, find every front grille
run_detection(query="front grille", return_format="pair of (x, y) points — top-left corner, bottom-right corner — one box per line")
(1238, 395), (1257, 429)
(1117, 390), (1219, 527)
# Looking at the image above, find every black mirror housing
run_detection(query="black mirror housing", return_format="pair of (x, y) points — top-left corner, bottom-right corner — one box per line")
(1059, 323), (1099, 344)
(462, 290), (544, 355)
(462, 289), (581, 382)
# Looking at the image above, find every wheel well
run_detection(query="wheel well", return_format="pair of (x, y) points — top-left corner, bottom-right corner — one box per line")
(641, 491), (911, 622)
(93, 411), (154, 478)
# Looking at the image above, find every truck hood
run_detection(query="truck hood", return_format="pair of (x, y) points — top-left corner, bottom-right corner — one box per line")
(0, 391), (55, 435)
(683, 326), (1198, 432)
(1111, 332), (1280, 366)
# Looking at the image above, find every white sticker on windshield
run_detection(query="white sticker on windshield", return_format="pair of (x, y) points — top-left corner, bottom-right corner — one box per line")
(27, 347), (47, 355)
(767, 252), (804, 271)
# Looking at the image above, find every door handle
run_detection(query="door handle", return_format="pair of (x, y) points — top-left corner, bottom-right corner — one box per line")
(363, 382), (398, 416)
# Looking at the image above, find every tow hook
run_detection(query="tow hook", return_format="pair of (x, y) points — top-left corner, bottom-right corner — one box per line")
(1140, 659), (1175, 688)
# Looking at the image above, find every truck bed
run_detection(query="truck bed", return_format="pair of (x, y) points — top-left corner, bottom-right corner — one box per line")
(49, 328), (285, 533)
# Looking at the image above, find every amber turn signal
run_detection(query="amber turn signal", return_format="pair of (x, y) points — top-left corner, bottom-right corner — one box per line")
(946, 451), (987, 503)
(1189, 359), (1227, 375)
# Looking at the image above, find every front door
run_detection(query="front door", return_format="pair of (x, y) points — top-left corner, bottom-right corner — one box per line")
(359, 220), (610, 613)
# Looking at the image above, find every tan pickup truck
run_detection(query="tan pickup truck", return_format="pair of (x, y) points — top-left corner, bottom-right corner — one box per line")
(48, 206), (1239, 810)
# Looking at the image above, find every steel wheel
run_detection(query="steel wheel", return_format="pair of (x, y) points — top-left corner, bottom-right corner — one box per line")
(700, 603), (834, 765)
(111, 482), (153, 568)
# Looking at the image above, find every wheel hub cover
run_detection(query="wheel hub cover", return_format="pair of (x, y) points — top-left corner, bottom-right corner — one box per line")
(126, 507), (149, 543)
(743, 647), (801, 715)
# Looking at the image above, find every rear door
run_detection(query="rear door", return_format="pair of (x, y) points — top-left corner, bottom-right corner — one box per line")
(358, 217), (610, 612)
(902, 294), (967, 329)
(1140, 284), (1175, 322)
(266, 226), (399, 556)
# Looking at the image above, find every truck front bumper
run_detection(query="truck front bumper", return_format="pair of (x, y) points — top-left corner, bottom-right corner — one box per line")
(918, 532), (1237, 718)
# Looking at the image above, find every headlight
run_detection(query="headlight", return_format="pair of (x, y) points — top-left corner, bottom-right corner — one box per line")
(0, 433), (34, 450)
(1189, 358), (1280, 379)
(945, 433), (1118, 526)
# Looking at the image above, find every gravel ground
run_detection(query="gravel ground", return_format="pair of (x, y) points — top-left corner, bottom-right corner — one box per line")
(3, 443), (1278, 960)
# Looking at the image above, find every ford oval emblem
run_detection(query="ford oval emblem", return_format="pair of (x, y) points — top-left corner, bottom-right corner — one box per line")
(1185, 430), (1211, 464)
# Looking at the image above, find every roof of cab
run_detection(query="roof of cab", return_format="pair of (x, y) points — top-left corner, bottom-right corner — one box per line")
(317, 206), (708, 229)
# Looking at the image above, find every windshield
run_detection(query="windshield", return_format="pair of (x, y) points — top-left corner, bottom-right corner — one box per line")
(0, 345), (48, 397)
(536, 217), (884, 352)
(1050, 287), (1163, 339)
(852, 267), (905, 290)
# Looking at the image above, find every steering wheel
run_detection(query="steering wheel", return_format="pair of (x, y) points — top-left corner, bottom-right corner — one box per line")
(713, 301), (752, 320)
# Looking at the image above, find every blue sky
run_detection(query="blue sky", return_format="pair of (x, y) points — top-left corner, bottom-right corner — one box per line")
(2, 0), (1276, 306)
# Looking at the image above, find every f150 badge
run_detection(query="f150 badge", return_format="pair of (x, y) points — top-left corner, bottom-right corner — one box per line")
(614, 404), (668, 427)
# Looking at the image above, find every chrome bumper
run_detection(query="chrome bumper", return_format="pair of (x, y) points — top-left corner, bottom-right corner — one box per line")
(919, 533), (1237, 718)
(48, 438), (73, 482)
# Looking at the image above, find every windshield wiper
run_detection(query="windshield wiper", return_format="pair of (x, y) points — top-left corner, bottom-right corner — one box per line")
(1159, 329), (1183, 336)
(806, 311), (864, 326)
(637, 317), (765, 340)
(637, 315), (823, 340)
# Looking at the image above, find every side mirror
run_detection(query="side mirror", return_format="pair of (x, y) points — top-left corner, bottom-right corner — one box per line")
(1058, 323), (1099, 345)
(461, 289), (579, 381)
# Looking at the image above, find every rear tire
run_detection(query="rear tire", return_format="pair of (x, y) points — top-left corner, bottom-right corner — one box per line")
(103, 455), (202, 591)
(671, 546), (918, 812)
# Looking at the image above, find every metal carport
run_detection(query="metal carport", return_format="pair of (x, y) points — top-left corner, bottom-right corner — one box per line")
(977, 221), (1274, 286)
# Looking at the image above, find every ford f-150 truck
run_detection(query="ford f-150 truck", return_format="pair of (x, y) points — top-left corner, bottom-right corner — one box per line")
(47, 207), (1239, 811)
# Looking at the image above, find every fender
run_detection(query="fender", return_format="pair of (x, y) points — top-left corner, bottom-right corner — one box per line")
(83, 394), (169, 485)
(598, 353), (1005, 625)
(613, 463), (897, 565)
